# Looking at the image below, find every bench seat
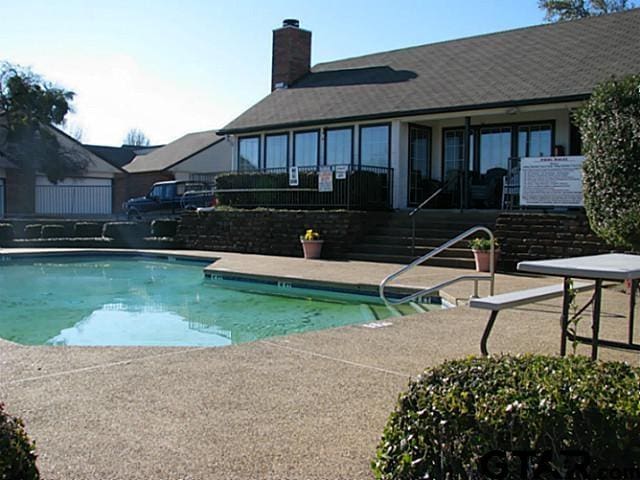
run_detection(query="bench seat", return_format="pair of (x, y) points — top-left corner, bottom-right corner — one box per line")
(470, 281), (593, 355)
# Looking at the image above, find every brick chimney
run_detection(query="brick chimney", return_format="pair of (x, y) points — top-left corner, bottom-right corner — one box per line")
(271, 19), (311, 91)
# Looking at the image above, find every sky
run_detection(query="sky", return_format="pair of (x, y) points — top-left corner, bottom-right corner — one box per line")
(1, 0), (548, 146)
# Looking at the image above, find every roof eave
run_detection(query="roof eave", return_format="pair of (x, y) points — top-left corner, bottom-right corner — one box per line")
(218, 94), (590, 135)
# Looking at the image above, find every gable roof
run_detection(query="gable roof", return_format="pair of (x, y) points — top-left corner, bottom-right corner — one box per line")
(84, 144), (160, 169)
(221, 9), (640, 134)
(123, 129), (224, 173)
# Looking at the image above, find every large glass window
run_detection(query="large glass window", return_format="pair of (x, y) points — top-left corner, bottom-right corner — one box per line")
(293, 131), (319, 167)
(443, 130), (474, 177)
(265, 133), (288, 169)
(325, 128), (352, 166)
(360, 125), (390, 167)
(479, 127), (511, 173)
(238, 137), (260, 171)
(518, 124), (552, 157)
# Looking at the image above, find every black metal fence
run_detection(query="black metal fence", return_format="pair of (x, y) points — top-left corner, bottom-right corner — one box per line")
(213, 165), (393, 210)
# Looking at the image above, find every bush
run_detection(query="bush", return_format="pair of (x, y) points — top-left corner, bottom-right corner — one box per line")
(574, 74), (640, 249)
(0, 402), (39, 479)
(102, 222), (148, 247)
(40, 225), (65, 239)
(0, 223), (14, 245)
(372, 355), (640, 479)
(151, 219), (178, 237)
(23, 224), (42, 239)
(74, 222), (102, 238)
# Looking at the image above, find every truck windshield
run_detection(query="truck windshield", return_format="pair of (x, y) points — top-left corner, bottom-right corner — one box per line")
(149, 185), (171, 200)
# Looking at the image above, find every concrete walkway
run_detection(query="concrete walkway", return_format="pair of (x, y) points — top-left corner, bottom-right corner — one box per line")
(1, 249), (639, 479)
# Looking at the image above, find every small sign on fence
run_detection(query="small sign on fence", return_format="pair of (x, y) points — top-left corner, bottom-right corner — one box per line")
(335, 165), (348, 180)
(318, 167), (333, 192)
(288, 166), (299, 186)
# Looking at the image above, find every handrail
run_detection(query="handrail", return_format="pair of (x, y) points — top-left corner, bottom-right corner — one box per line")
(410, 173), (461, 255)
(379, 225), (495, 306)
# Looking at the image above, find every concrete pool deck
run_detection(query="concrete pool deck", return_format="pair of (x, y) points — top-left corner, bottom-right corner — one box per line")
(1, 248), (639, 479)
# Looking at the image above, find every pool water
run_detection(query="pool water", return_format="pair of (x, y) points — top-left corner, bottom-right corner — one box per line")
(0, 256), (439, 347)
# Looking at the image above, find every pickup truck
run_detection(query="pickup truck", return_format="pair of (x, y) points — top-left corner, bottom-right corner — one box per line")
(123, 180), (215, 219)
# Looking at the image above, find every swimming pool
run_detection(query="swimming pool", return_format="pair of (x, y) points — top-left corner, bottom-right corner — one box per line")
(0, 255), (441, 347)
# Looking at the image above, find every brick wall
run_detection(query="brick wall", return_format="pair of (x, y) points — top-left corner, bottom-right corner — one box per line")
(495, 212), (619, 270)
(113, 171), (174, 212)
(272, 24), (311, 90)
(177, 209), (385, 259)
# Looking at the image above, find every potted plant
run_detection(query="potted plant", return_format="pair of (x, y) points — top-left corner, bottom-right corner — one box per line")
(300, 229), (323, 259)
(468, 237), (499, 272)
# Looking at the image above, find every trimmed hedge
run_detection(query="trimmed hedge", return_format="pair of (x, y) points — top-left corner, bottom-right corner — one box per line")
(0, 223), (14, 246)
(40, 225), (65, 239)
(575, 74), (640, 249)
(373, 355), (640, 479)
(151, 219), (178, 238)
(11, 238), (114, 248)
(0, 402), (39, 480)
(102, 222), (149, 248)
(23, 224), (42, 239)
(74, 222), (102, 238)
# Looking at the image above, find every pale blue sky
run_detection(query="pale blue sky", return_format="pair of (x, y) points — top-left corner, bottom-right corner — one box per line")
(1, 0), (547, 145)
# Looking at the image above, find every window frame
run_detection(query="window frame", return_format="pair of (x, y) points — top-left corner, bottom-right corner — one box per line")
(323, 126), (354, 167)
(263, 132), (290, 170)
(358, 122), (391, 169)
(237, 135), (262, 171)
(292, 128), (321, 168)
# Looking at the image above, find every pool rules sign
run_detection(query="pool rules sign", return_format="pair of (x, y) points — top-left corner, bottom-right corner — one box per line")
(520, 156), (585, 207)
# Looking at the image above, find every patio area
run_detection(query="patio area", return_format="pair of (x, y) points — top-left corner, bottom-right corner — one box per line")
(1, 249), (639, 479)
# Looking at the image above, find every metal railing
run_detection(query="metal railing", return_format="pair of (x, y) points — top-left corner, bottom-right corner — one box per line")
(409, 173), (461, 255)
(35, 185), (112, 215)
(213, 164), (393, 210)
(379, 225), (495, 306)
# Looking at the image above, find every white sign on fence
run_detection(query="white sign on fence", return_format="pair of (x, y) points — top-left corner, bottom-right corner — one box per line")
(318, 167), (333, 192)
(289, 166), (299, 186)
(335, 165), (348, 180)
(520, 156), (585, 207)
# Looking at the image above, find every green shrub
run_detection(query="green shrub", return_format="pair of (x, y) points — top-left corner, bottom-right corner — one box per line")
(151, 219), (178, 237)
(23, 224), (42, 239)
(40, 225), (65, 239)
(74, 222), (102, 238)
(0, 402), (39, 480)
(372, 355), (640, 479)
(0, 223), (14, 245)
(574, 74), (640, 249)
(102, 222), (148, 247)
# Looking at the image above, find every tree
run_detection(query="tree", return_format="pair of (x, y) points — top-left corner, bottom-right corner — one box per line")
(573, 74), (640, 249)
(123, 128), (150, 146)
(0, 62), (88, 182)
(539, 0), (636, 22)
(63, 122), (84, 142)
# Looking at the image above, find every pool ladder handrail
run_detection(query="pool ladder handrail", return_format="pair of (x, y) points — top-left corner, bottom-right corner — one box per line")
(379, 226), (495, 306)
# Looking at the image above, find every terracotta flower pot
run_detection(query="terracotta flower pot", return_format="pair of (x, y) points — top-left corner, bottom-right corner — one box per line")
(301, 239), (324, 259)
(472, 249), (500, 272)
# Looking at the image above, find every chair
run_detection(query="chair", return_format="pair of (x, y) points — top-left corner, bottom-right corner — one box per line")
(501, 159), (520, 210)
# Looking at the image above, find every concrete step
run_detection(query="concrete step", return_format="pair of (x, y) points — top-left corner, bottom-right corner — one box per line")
(374, 226), (490, 238)
(353, 243), (474, 258)
(365, 235), (469, 248)
(347, 252), (477, 269)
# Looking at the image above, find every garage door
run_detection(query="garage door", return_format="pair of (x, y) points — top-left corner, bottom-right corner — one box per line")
(35, 176), (112, 215)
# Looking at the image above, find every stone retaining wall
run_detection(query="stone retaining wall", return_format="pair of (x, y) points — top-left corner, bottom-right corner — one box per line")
(177, 209), (386, 259)
(495, 212), (619, 270)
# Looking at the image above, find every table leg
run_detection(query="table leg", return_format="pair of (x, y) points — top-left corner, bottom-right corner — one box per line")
(629, 279), (637, 345)
(560, 277), (571, 357)
(591, 279), (603, 360)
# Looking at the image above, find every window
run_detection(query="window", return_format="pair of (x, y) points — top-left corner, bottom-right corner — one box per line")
(360, 125), (390, 167)
(443, 130), (474, 176)
(265, 133), (288, 169)
(293, 131), (319, 167)
(238, 137), (260, 171)
(479, 127), (511, 173)
(518, 124), (552, 157)
(325, 128), (352, 166)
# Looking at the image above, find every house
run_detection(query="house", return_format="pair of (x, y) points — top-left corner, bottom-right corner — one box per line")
(219, 12), (640, 210)
(111, 129), (231, 209)
(1, 127), (123, 217)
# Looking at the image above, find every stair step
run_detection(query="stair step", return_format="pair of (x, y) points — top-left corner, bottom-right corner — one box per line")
(375, 227), (491, 238)
(353, 243), (474, 258)
(347, 253), (476, 269)
(365, 235), (469, 248)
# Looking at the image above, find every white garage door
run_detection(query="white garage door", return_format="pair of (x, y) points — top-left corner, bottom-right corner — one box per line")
(35, 176), (112, 215)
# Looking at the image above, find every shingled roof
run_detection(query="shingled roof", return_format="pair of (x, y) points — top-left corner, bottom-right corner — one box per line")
(221, 9), (640, 134)
(124, 129), (223, 173)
